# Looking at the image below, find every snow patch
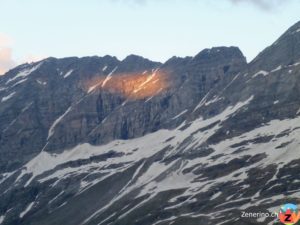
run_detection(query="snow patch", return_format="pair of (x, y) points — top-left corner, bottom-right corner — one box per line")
(292, 61), (300, 67)
(20, 202), (34, 218)
(48, 191), (64, 205)
(20, 130), (172, 184)
(0, 215), (4, 224)
(11, 78), (27, 87)
(193, 91), (210, 112)
(172, 110), (188, 120)
(252, 70), (269, 78)
(16, 96), (255, 193)
(205, 96), (224, 106)
(211, 116), (300, 167)
(1, 92), (16, 102)
(133, 69), (158, 93)
(47, 106), (72, 139)
(88, 67), (118, 93)
(0, 87), (6, 92)
(63, 69), (73, 78)
(102, 66), (118, 87)
(145, 95), (154, 103)
(210, 191), (222, 200)
(121, 100), (128, 106)
(36, 80), (47, 85)
(102, 66), (108, 71)
(6, 62), (42, 84)
(271, 65), (282, 73)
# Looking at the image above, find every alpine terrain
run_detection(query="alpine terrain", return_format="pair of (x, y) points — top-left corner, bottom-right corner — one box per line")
(1, 21), (300, 225)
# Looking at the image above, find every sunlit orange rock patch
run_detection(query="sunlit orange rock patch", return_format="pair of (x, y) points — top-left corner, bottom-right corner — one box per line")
(85, 69), (170, 100)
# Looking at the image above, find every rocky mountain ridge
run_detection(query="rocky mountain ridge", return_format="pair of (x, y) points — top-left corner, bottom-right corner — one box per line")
(0, 46), (245, 172)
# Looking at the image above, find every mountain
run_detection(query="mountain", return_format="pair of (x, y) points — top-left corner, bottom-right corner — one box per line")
(0, 21), (300, 225)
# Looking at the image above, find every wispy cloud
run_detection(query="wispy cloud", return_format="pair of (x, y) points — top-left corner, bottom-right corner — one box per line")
(0, 47), (15, 75)
(0, 33), (15, 75)
(0, 34), (13, 47)
(228, 0), (290, 10)
(0, 33), (46, 75)
(21, 54), (46, 64)
(111, 0), (292, 10)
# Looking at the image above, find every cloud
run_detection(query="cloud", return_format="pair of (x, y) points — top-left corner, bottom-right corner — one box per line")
(0, 33), (46, 76)
(228, 0), (289, 10)
(0, 34), (13, 47)
(21, 54), (46, 64)
(0, 47), (15, 75)
(0, 34), (15, 75)
(111, 0), (292, 10)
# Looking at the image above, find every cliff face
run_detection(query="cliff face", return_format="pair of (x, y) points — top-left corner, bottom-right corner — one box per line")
(0, 46), (246, 172)
(0, 21), (300, 225)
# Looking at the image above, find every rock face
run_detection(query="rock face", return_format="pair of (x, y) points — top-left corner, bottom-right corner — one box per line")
(0, 21), (300, 225)
(0, 46), (246, 171)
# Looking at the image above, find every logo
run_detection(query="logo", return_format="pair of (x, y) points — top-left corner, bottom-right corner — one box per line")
(279, 203), (300, 225)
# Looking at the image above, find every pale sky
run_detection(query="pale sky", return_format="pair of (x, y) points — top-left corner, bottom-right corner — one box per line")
(0, 0), (300, 74)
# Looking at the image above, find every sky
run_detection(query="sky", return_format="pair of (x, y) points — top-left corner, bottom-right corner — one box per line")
(0, 0), (300, 75)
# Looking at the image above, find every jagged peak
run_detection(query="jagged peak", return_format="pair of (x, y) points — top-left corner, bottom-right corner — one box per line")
(193, 46), (246, 63)
(250, 20), (300, 70)
(163, 56), (193, 67)
(122, 54), (161, 65)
